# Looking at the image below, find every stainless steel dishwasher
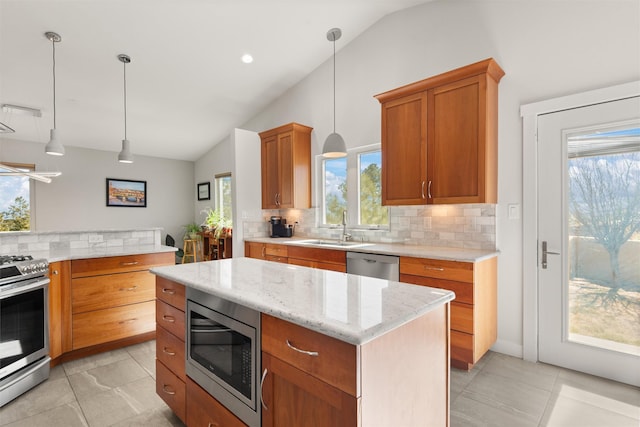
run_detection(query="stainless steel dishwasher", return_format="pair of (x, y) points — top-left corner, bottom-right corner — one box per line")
(346, 252), (399, 281)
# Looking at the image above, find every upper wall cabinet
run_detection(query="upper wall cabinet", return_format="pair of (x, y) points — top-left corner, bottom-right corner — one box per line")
(259, 123), (313, 209)
(375, 58), (504, 205)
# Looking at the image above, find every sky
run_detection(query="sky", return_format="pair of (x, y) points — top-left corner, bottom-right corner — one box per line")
(0, 174), (29, 212)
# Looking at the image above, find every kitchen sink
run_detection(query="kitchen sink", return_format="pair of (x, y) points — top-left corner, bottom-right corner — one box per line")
(295, 239), (374, 249)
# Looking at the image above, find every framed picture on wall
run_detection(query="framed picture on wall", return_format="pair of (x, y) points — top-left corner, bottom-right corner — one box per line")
(106, 178), (147, 207)
(198, 182), (210, 201)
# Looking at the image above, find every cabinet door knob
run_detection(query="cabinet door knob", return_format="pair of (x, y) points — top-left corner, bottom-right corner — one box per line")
(52, 270), (59, 275)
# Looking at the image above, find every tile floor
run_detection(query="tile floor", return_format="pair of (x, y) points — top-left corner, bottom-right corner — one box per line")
(0, 343), (638, 427)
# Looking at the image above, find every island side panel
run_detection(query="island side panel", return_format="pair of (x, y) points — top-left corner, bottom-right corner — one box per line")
(359, 303), (450, 427)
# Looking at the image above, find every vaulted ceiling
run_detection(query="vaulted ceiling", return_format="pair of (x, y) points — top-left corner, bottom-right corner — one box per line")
(0, 0), (430, 161)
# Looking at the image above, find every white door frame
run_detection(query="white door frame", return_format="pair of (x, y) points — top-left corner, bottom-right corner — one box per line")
(520, 81), (640, 362)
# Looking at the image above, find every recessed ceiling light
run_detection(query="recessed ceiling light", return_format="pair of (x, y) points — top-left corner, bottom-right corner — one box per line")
(241, 54), (253, 64)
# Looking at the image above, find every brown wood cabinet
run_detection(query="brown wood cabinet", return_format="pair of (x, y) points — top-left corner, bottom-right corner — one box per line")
(244, 241), (347, 272)
(286, 245), (346, 272)
(375, 58), (504, 205)
(244, 241), (289, 264)
(186, 377), (247, 427)
(69, 252), (174, 351)
(155, 277), (186, 424)
(259, 123), (312, 209)
(261, 311), (449, 427)
(400, 255), (497, 370)
(48, 260), (71, 362)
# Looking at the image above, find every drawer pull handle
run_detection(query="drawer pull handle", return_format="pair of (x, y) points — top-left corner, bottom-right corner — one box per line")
(162, 385), (176, 395)
(163, 315), (176, 323)
(162, 347), (176, 356)
(260, 368), (268, 411)
(120, 261), (140, 266)
(119, 318), (137, 325)
(119, 285), (138, 292)
(162, 288), (176, 295)
(208, 423), (219, 427)
(424, 266), (444, 271)
(286, 339), (319, 357)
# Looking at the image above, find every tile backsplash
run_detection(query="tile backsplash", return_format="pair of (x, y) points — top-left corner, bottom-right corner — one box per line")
(0, 228), (162, 255)
(243, 204), (496, 250)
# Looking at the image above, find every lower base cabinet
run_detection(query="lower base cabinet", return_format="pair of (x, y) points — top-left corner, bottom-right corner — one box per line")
(186, 377), (247, 427)
(156, 359), (186, 422)
(261, 353), (357, 426)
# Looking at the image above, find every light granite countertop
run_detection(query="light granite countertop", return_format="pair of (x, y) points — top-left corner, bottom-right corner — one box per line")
(27, 244), (176, 263)
(151, 257), (455, 345)
(244, 236), (498, 262)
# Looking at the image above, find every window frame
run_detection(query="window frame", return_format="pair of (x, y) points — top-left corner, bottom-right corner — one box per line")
(0, 162), (36, 232)
(316, 143), (389, 230)
(214, 172), (232, 221)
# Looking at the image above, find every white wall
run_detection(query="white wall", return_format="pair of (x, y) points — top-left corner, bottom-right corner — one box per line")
(194, 136), (232, 225)
(231, 128), (262, 257)
(231, 0), (640, 356)
(1, 137), (194, 242)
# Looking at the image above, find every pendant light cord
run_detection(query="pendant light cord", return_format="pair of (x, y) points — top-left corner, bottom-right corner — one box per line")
(52, 37), (56, 129)
(332, 37), (336, 133)
(123, 59), (127, 140)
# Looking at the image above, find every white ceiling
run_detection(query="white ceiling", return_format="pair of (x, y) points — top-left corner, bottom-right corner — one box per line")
(0, 0), (430, 161)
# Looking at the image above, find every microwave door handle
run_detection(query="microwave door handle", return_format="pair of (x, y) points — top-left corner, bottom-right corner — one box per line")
(190, 327), (232, 333)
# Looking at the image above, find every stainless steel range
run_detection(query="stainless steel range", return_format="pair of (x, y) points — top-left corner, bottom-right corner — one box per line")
(0, 255), (51, 407)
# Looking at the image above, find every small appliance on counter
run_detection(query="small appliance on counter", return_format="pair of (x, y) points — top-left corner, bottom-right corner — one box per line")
(269, 216), (294, 238)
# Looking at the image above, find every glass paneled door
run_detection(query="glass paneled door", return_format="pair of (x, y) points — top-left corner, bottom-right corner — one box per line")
(537, 96), (640, 387)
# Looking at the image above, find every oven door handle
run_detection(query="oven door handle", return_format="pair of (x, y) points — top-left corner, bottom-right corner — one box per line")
(0, 277), (49, 299)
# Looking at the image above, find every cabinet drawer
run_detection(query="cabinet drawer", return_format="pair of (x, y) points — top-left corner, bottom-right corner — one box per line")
(156, 277), (185, 311)
(265, 255), (288, 264)
(186, 377), (246, 427)
(261, 314), (357, 396)
(400, 256), (473, 283)
(71, 252), (175, 278)
(451, 302), (473, 334)
(72, 300), (156, 349)
(156, 360), (186, 423)
(265, 244), (288, 257)
(400, 273), (474, 304)
(71, 271), (155, 314)
(287, 246), (346, 265)
(450, 330), (474, 365)
(156, 299), (185, 340)
(288, 258), (346, 273)
(156, 326), (185, 380)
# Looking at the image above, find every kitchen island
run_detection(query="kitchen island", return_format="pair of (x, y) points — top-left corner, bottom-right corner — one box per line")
(151, 257), (455, 427)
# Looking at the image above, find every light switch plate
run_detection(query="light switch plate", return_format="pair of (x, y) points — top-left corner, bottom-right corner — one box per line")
(508, 204), (520, 220)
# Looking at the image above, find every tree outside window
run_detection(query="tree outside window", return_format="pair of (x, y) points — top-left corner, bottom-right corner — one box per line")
(320, 145), (388, 228)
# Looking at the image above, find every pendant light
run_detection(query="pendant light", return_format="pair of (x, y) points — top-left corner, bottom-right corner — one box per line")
(322, 27), (347, 158)
(117, 54), (133, 163)
(44, 31), (64, 156)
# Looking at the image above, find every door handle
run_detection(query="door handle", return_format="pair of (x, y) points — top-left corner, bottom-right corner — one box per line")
(541, 241), (560, 269)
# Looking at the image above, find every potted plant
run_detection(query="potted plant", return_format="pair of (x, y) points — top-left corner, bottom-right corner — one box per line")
(184, 222), (201, 240)
(203, 208), (232, 239)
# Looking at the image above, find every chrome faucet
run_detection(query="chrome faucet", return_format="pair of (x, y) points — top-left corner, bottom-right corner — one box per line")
(341, 210), (352, 242)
